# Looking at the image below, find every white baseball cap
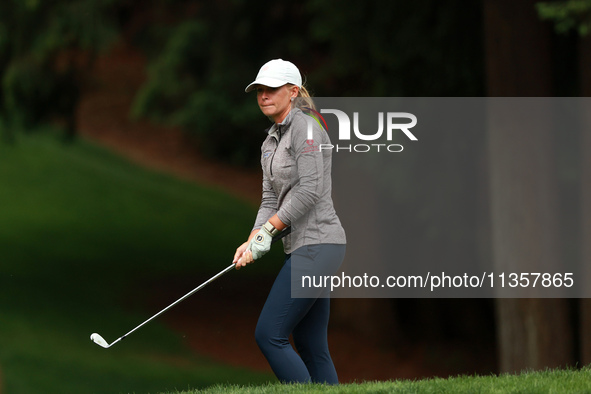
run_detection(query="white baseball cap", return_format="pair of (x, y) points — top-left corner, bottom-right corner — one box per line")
(245, 59), (302, 92)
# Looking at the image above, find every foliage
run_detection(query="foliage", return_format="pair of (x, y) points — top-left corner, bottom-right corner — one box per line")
(131, 0), (484, 165)
(0, 0), (119, 134)
(2, 56), (75, 131)
(0, 0), (485, 162)
(537, 0), (591, 35)
(130, 1), (316, 165)
(305, 0), (484, 97)
(131, 17), (267, 165)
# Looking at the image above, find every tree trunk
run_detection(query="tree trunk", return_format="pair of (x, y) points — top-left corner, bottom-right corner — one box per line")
(484, 0), (573, 373)
(579, 34), (591, 365)
(483, 0), (552, 96)
(330, 158), (397, 345)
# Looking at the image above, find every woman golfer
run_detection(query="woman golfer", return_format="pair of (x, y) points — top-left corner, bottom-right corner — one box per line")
(233, 59), (346, 384)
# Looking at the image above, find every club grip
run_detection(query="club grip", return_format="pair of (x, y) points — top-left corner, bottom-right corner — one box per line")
(271, 227), (291, 244)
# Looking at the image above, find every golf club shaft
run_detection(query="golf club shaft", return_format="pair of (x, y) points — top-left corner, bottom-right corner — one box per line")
(114, 227), (291, 344)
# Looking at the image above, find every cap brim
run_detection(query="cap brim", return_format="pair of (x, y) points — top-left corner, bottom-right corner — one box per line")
(244, 77), (288, 92)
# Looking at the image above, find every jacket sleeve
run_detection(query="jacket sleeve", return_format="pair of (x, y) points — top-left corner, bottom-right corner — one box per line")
(252, 162), (278, 232)
(276, 115), (324, 226)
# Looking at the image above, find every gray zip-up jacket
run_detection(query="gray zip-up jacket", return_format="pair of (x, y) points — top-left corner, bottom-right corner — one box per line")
(252, 107), (346, 254)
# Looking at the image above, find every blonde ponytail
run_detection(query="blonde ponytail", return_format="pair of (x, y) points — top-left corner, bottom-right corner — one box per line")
(297, 85), (316, 111)
(288, 83), (316, 111)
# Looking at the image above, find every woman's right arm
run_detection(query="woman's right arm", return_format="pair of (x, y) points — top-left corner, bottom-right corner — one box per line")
(232, 229), (258, 268)
(252, 176), (279, 230)
(233, 174), (278, 268)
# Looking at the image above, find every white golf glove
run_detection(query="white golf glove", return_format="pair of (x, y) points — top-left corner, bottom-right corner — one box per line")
(247, 222), (278, 260)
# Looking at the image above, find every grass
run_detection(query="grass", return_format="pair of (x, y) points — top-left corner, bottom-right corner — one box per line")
(166, 367), (591, 393)
(0, 130), (283, 393)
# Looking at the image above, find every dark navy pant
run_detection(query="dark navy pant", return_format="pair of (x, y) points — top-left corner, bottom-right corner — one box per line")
(255, 244), (345, 384)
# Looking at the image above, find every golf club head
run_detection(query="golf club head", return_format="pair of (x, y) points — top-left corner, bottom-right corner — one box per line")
(90, 333), (110, 348)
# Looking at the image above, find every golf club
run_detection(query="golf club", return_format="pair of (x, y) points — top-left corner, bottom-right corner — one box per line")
(90, 227), (291, 349)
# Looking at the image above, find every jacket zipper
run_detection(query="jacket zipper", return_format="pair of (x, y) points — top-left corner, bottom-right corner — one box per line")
(269, 126), (281, 177)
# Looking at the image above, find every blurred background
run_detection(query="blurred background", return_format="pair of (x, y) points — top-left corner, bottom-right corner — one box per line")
(1, 0), (590, 392)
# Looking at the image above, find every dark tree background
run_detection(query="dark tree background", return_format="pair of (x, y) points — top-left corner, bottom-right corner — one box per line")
(1, 0), (590, 376)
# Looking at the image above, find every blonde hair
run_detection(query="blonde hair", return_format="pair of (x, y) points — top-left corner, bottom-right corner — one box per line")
(288, 83), (316, 111)
(297, 85), (316, 110)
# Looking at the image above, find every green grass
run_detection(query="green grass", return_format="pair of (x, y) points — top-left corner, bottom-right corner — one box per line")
(0, 130), (282, 393)
(166, 367), (591, 393)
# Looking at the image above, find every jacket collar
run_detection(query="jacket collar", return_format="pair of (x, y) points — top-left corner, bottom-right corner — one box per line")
(267, 108), (301, 140)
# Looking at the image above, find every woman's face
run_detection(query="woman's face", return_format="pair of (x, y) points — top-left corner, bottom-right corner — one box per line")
(256, 84), (299, 123)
